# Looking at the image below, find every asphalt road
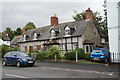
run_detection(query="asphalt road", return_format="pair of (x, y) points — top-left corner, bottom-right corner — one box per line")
(2, 61), (119, 79)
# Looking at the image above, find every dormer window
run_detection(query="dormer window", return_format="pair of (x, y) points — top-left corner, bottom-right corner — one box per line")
(65, 26), (71, 36)
(33, 33), (37, 40)
(93, 30), (97, 36)
(23, 35), (26, 41)
(50, 29), (56, 38)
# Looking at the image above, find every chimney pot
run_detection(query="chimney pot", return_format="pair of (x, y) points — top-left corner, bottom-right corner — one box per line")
(22, 27), (26, 34)
(50, 14), (58, 26)
(86, 8), (93, 22)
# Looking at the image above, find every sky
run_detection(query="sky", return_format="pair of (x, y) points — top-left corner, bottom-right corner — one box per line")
(1, 0), (105, 32)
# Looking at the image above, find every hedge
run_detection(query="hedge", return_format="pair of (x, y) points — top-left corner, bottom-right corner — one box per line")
(84, 53), (91, 60)
(64, 48), (85, 60)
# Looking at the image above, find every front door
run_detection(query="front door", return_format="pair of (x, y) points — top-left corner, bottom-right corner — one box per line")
(84, 45), (93, 53)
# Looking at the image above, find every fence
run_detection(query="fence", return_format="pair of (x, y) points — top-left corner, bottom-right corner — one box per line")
(108, 52), (120, 63)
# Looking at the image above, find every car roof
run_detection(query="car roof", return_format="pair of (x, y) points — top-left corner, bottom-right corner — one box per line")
(94, 48), (107, 50)
(9, 51), (23, 54)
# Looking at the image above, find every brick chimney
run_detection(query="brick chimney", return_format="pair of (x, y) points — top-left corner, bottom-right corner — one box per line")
(86, 8), (93, 22)
(22, 27), (26, 34)
(50, 14), (58, 26)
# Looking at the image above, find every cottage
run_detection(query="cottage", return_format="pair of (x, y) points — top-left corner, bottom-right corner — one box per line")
(0, 32), (10, 46)
(12, 8), (105, 53)
(10, 35), (22, 48)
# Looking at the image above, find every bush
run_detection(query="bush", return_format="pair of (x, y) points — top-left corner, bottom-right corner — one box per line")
(64, 51), (75, 60)
(36, 52), (45, 60)
(0, 45), (9, 58)
(28, 52), (32, 57)
(64, 48), (85, 60)
(84, 53), (91, 60)
(0, 45), (19, 58)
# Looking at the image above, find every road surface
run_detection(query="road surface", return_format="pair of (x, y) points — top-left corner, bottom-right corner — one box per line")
(2, 62), (119, 79)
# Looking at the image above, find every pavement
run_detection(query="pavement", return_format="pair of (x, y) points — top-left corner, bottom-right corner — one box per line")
(2, 61), (119, 79)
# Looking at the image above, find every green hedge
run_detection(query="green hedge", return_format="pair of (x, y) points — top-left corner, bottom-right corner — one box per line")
(84, 53), (91, 60)
(36, 51), (61, 60)
(64, 48), (85, 60)
(0, 45), (19, 58)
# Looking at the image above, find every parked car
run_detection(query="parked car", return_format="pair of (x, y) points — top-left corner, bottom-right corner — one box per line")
(90, 48), (109, 63)
(2, 51), (35, 67)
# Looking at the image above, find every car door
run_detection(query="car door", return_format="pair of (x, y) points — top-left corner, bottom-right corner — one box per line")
(10, 52), (18, 65)
(4, 52), (12, 64)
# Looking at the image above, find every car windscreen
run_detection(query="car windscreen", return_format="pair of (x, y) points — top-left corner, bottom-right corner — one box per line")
(18, 52), (29, 57)
(93, 50), (103, 53)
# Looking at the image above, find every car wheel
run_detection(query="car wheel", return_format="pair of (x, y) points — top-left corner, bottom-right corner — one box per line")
(90, 59), (93, 62)
(2, 60), (7, 66)
(104, 58), (108, 64)
(16, 61), (21, 67)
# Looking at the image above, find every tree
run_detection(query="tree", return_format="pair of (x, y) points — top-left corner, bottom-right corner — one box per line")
(14, 27), (22, 36)
(25, 22), (36, 31)
(102, 0), (108, 41)
(72, 10), (86, 21)
(50, 46), (61, 61)
(4, 27), (15, 41)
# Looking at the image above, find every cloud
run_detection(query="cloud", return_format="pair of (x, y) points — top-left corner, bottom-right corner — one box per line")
(2, 2), (105, 31)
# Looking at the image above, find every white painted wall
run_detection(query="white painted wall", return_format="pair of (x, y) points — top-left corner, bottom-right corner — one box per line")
(118, 2), (120, 53)
(107, 0), (120, 62)
(0, 39), (10, 46)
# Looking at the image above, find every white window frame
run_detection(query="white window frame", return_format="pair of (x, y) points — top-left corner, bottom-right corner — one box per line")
(33, 33), (37, 40)
(84, 45), (90, 53)
(65, 26), (71, 36)
(23, 35), (26, 41)
(50, 29), (56, 38)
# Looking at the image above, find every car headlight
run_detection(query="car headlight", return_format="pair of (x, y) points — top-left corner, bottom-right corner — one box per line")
(22, 59), (27, 61)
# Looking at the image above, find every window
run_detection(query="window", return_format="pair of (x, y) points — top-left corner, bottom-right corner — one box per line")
(93, 30), (97, 36)
(23, 35), (26, 41)
(11, 52), (17, 57)
(35, 45), (41, 50)
(29, 46), (33, 52)
(65, 30), (71, 35)
(101, 38), (105, 43)
(33, 33), (37, 40)
(50, 29), (56, 38)
(23, 46), (28, 52)
(4, 52), (11, 57)
(65, 26), (71, 36)
(37, 45), (41, 50)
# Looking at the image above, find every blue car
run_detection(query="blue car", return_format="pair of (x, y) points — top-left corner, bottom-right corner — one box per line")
(90, 48), (109, 63)
(2, 51), (35, 67)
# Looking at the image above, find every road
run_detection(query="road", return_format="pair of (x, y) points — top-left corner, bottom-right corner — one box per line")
(2, 61), (119, 79)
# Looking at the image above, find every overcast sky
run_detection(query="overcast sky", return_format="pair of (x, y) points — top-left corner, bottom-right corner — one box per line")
(1, 0), (105, 31)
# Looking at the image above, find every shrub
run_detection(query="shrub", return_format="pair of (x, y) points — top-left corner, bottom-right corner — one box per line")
(28, 52), (31, 57)
(84, 53), (91, 60)
(36, 52), (44, 60)
(0, 45), (19, 58)
(64, 48), (85, 60)
(75, 48), (85, 59)
(64, 51), (76, 60)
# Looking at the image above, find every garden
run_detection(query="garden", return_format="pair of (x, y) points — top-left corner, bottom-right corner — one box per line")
(28, 46), (91, 62)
